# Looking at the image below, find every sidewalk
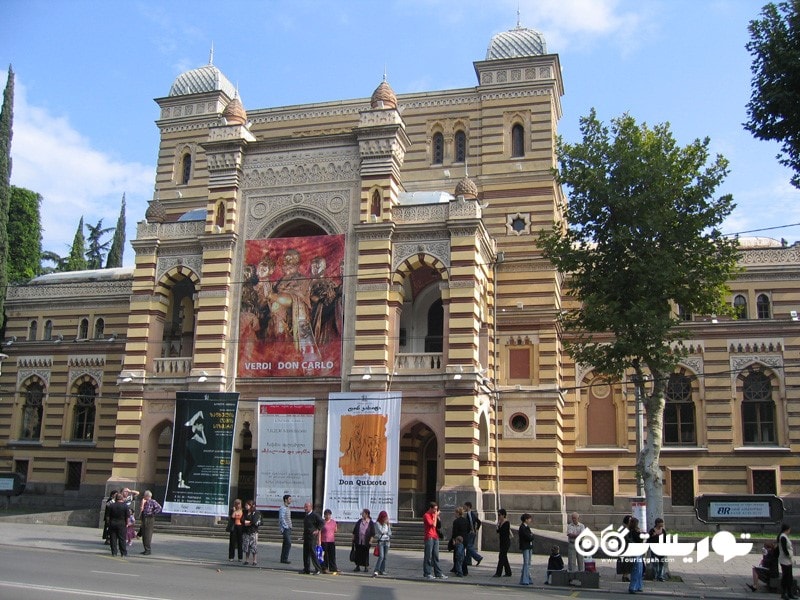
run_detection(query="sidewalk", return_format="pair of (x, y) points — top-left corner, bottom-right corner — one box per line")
(0, 521), (764, 598)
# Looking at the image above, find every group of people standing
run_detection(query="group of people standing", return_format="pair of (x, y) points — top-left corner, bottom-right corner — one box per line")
(230, 494), (393, 578)
(102, 487), (162, 558)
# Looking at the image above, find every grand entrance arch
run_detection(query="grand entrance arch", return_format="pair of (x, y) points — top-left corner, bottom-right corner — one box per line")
(399, 421), (439, 518)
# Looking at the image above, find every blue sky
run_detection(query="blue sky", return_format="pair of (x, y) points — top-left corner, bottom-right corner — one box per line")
(1, 0), (798, 265)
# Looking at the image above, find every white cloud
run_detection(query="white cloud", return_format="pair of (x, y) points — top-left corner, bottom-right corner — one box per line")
(8, 79), (154, 262)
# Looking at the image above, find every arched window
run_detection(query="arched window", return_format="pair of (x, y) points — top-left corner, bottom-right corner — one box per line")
(28, 320), (37, 341)
(43, 320), (53, 341)
(511, 123), (525, 158)
(424, 299), (443, 353)
(78, 318), (89, 339)
(180, 152), (192, 185)
(664, 373), (696, 446)
(20, 382), (44, 440)
(756, 294), (771, 319)
(431, 132), (444, 165)
(742, 371), (775, 445)
(733, 294), (748, 319)
(94, 318), (105, 339)
(72, 381), (96, 441)
(370, 189), (381, 218)
(454, 130), (467, 163)
(215, 201), (225, 228)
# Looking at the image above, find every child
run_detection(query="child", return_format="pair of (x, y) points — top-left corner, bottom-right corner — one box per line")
(546, 545), (565, 584)
(453, 535), (466, 577)
(125, 513), (137, 547)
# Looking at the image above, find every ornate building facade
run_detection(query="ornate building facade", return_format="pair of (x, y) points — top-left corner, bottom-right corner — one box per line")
(0, 25), (797, 530)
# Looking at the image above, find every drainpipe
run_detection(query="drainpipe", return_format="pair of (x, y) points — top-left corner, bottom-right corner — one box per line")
(492, 251), (505, 512)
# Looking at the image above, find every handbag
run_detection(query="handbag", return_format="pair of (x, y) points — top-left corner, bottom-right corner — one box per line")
(349, 543), (356, 563)
(373, 545), (380, 556)
(225, 520), (234, 533)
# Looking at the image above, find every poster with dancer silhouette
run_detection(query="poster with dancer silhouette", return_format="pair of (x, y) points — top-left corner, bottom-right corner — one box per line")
(323, 392), (401, 522)
(164, 392), (238, 516)
(238, 234), (344, 378)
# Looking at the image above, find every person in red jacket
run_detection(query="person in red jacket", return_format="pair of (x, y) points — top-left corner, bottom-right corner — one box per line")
(422, 501), (447, 579)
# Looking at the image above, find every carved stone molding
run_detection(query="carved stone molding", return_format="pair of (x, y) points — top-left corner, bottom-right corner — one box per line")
(8, 281), (132, 301)
(739, 247), (800, 265)
(392, 241), (451, 271)
(147, 401), (175, 415)
(197, 289), (229, 298)
(68, 368), (104, 386)
(246, 190), (350, 239)
(68, 355), (106, 368)
(728, 339), (783, 353)
(17, 356), (53, 369)
(678, 356), (703, 375)
(17, 368), (52, 387)
(730, 354), (783, 373)
(156, 255), (203, 282)
(136, 221), (204, 242)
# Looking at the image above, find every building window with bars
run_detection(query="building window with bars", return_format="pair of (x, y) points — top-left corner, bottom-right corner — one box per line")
(72, 381), (97, 441)
(741, 371), (776, 445)
(664, 373), (696, 446)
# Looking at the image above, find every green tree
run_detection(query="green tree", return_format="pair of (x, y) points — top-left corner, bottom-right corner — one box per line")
(7, 186), (42, 282)
(745, 1), (800, 188)
(539, 110), (740, 526)
(105, 193), (126, 268)
(66, 216), (87, 271)
(0, 65), (14, 328)
(85, 218), (112, 269)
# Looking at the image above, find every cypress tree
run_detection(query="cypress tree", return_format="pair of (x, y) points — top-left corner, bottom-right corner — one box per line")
(7, 186), (42, 282)
(66, 216), (88, 271)
(0, 66), (15, 327)
(105, 193), (126, 268)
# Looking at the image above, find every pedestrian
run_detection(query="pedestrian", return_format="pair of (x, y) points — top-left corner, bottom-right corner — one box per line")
(227, 498), (244, 562)
(373, 510), (391, 576)
(626, 517), (644, 594)
(422, 501), (447, 580)
(452, 535), (466, 577)
(321, 508), (339, 574)
(138, 490), (161, 556)
(106, 492), (130, 558)
(566, 511), (586, 572)
(450, 506), (471, 576)
(748, 541), (779, 592)
(301, 502), (323, 574)
(279, 494), (293, 564)
(778, 523), (796, 600)
(102, 489), (117, 545)
(518, 513), (534, 586)
(493, 508), (512, 578)
(647, 517), (667, 581)
(463, 501), (483, 567)
(241, 499), (261, 566)
(546, 545), (565, 584)
(617, 514), (633, 582)
(351, 508), (375, 572)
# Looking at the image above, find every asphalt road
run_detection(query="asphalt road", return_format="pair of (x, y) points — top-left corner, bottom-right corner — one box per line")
(0, 543), (663, 600)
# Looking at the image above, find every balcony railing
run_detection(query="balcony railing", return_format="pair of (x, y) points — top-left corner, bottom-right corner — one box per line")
(153, 357), (193, 376)
(395, 352), (443, 373)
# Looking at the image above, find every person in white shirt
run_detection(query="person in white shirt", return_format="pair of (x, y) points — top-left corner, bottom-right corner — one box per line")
(279, 494), (293, 564)
(566, 512), (586, 572)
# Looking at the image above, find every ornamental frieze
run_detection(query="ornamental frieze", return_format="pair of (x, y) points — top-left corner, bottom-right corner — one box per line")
(17, 356), (53, 369)
(8, 281), (132, 301)
(394, 204), (448, 224)
(146, 401), (175, 414)
(136, 221), (205, 241)
(246, 191), (350, 239)
(249, 104), (364, 125)
(739, 247), (800, 265)
(730, 354), (783, 373)
(728, 339), (783, 353)
(68, 369), (104, 386)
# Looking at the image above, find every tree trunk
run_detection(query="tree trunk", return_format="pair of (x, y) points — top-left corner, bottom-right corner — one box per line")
(637, 365), (666, 531)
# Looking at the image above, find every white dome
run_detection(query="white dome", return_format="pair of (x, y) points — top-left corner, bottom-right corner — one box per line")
(169, 64), (235, 98)
(486, 26), (547, 59)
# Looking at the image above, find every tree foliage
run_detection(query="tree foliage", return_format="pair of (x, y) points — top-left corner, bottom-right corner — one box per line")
(0, 66), (14, 328)
(745, 1), (800, 188)
(66, 216), (87, 272)
(7, 186), (42, 282)
(105, 193), (126, 268)
(540, 110), (740, 525)
(85, 218), (113, 269)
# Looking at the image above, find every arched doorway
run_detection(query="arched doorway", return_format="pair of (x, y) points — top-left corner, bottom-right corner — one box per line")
(399, 421), (439, 517)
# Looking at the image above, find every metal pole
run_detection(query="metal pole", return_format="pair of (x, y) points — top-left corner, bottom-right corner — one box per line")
(633, 374), (645, 498)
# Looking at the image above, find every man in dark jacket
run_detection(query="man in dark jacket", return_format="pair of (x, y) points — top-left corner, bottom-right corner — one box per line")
(301, 502), (324, 574)
(106, 493), (131, 557)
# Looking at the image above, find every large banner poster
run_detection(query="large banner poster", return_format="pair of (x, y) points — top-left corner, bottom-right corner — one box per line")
(164, 392), (239, 516)
(238, 234), (345, 378)
(324, 392), (402, 522)
(256, 399), (315, 509)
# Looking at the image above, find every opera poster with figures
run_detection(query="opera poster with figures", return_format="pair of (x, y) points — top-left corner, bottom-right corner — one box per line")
(164, 392), (239, 516)
(256, 399), (315, 509)
(323, 392), (402, 522)
(238, 234), (345, 378)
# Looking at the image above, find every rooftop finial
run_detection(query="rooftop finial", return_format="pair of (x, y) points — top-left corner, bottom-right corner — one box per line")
(516, 2), (521, 28)
(209, 42), (214, 65)
(383, 64), (387, 83)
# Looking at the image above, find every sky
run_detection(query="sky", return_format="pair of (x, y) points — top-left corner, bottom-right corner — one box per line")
(1, 0), (798, 266)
